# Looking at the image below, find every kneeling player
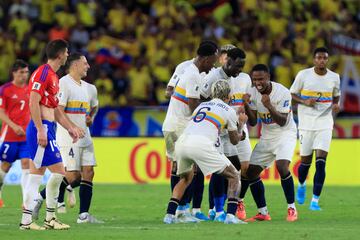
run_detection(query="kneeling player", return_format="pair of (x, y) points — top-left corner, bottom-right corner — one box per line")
(163, 80), (248, 224)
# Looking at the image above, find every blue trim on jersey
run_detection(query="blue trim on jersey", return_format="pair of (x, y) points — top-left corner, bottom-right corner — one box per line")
(39, 65), (49, 82)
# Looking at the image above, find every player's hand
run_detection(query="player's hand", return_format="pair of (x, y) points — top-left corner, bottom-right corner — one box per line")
(68, 127), (79, 143)
(242, 94), (251, 104)
(37, 128), (47, 147)
(332, 103), (340, 113)
(86, 115), (93, 127)
(304, 98), (316, 107)
(238, 112), (248, 125)
(12, 124), (26, 136)
(261, 94), (272, 109)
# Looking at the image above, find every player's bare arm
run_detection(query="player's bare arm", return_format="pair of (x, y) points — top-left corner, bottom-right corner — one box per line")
(0, 108), (25, 136)
(291, 93), (316, 107)
(243, 93), (257, 126)
(54, 107), (83, 143)
(165, 86), (174, 99)
(188, 98), (200, 113)
(29, 91), (47, 147)
(332, 96), (340, 113)
(86, 106), (98, 127)
(261, 94), (288, 127)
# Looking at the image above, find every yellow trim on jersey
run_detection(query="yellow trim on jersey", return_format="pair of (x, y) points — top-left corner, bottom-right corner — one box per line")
(300, 89), (332, 97)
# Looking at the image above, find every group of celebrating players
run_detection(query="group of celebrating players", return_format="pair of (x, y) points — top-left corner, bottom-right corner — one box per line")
(162, 41), (340, 224)
(0, 38), (340, 229)
(0, 39), (101, 230)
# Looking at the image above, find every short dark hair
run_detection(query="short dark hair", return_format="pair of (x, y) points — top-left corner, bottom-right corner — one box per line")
(313, 47), (329, 57)
(227, 48), (246, 60)
(11, 59), (28, 72)
(46, 39), (68, 60)
(251, 64), (269, 73)
(65, 52), (84, 70)
(197, 41), (218, 57)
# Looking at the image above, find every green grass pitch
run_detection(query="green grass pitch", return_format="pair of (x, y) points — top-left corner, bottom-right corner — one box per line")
(0, 184), (359, 239)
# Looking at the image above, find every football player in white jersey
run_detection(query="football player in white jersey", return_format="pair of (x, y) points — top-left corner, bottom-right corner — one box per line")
(201, 47), (252, 221)
(243, 64), (298, 222)
(33, 53), (103, 224)
(290, 47), (340, 211)
(163, 80), (248, 224)
(165, 41), (220, 98)
(162, 41), (218, 222)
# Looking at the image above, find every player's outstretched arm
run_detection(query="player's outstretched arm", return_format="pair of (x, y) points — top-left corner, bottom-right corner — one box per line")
(29, 92), (47, 147)
(188, 98), (200, 113)
(0, 109), (25, 136)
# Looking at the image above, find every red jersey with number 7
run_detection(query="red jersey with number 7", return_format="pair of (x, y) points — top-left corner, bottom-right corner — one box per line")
(29, 63), (60, 108)
(0, 82), (30, 142)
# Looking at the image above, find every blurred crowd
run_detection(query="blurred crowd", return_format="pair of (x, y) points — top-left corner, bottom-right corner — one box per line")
(0, 0), (359, 107)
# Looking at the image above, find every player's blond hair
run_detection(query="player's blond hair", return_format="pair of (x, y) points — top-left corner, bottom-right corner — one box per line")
(211, 79), (231, 101)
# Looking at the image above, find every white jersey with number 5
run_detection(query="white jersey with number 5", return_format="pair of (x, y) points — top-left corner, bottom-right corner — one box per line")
(249, 82), (296, 139)
(183, 98), (238, 144)
(290, 67), (340, 130)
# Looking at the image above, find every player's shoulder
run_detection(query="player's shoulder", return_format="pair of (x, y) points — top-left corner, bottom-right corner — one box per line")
(0, 82), (13, 96)
(82, 80), (97, 90)
(237, 72), (251, 80)
(296, 67), (313, 77)
(175, 59), (194, 73)
(273, 82), (290, 95)
(326, 69), (340, 79)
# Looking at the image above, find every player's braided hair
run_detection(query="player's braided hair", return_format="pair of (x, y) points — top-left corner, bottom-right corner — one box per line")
(211, 79), (231, 101)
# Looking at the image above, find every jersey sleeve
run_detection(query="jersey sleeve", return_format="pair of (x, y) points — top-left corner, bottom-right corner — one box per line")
(200, 74), (214, 99)
(29, 67), (48, 97)
(290, 71), (304, 94)
(89, 84), (99, 107)
(0, 86), (7, 109)
(167, 68), (180, 88)
(276, 89), (292, 113)
(249, 88), (257, 110)
(227, 109), (238, 131)
(58, 79), (69, 106)
(185, 73), (201, 99)
(333, 74), (341, 97)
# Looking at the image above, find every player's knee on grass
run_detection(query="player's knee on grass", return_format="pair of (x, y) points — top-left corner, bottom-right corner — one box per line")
(275, 160), (291, 178)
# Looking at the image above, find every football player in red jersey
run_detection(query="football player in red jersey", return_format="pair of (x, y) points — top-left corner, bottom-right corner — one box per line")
(0, 60), (30, 208)
(20, 39), (84, 230)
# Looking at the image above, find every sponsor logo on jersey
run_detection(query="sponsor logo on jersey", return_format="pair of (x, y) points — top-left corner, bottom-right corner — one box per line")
(32, 82), (41, 90)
